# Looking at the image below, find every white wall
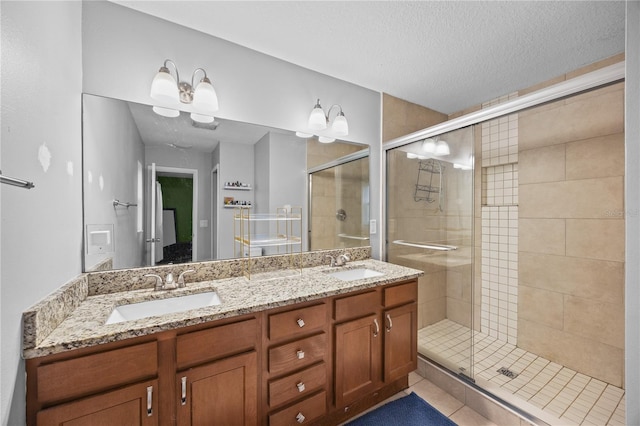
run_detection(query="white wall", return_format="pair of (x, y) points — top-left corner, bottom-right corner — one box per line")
(218, 142), (255, 259)
(625, 1), (640, 423)
(83, 95), (146, 270)
(0, 2), (83, 424)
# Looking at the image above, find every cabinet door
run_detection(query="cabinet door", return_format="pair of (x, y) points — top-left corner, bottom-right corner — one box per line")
(383, 303), (417, 383)
(177, 351), (257, 426)
(37, 379), (158, 426)
(334, 313), (381, 407)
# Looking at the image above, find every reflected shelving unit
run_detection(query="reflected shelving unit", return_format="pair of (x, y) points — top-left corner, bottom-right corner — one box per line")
(234, 206), (302, 280)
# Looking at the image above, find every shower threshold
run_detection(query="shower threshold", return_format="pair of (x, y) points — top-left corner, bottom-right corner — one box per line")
(419, 319), (625, 426)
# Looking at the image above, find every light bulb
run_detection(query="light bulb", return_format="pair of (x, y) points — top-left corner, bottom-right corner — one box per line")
(150, 67), (179, 104)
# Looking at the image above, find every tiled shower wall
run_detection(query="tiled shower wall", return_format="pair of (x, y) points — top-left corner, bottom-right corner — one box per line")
(480, 93), (519, 344)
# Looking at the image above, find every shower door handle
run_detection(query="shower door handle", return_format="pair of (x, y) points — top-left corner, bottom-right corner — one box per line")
(392, 240), (457, 251)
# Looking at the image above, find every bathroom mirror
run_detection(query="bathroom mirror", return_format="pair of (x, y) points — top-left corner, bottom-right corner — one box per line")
(82, 94), (369, 272)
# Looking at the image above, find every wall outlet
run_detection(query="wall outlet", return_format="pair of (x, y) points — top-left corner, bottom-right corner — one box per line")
(199, 220), (209, 228)
(370, 219), (377, 234)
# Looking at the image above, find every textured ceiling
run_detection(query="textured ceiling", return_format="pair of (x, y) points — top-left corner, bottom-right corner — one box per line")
(114, 1), (625, 114)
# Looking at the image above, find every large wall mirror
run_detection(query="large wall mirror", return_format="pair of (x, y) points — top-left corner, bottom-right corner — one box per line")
(82, 94), (370, 272)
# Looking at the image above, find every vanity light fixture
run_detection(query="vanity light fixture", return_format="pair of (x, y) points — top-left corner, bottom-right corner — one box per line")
(150, 59), (219, 123)
(422, 137), (450, 156)
(307, 99), (349, 137)
(318, 136), (336, 143)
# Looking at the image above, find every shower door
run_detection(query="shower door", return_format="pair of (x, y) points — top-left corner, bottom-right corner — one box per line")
(308, 155), (370, 251)
(385, 126), (475, 378)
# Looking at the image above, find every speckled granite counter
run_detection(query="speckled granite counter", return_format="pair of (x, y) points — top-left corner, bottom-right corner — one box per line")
(23, 258), (422, 359)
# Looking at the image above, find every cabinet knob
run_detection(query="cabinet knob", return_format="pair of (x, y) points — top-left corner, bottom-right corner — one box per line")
(297, 318), (305, 328)
(296, 350), (305, 359)
(296, 382), (306, 393)
(296, 412), (306, 423)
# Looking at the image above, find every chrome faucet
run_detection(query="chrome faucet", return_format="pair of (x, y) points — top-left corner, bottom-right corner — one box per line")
(336, 253), (350, 267)
(145, 270), (194, 291)
(325, 253), (350, 267)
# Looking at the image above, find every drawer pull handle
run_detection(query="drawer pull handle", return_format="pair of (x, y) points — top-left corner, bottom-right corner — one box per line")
(297, 318), (305, 328)
(181, 376), (187, 405)
(386, 313), (393, 332)
(296, 381), (306, 393)
(373, 318), (379, 337)
(296, 350), (305, 359)
(296, 412), (306, 423)
(146, 385), (153, 416)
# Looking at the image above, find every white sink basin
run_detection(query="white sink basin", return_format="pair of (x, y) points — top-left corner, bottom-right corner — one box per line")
(105, 291), (221, 325)
(326, 268), (384, 281)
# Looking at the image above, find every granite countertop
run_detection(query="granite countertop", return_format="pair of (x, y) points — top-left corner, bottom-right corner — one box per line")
(24, 259), (422, 359)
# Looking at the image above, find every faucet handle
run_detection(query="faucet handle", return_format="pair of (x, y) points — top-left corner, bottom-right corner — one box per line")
(144, 274), (163, 291)
(325, 255), (336, 267)
(178, 269), (195, 287)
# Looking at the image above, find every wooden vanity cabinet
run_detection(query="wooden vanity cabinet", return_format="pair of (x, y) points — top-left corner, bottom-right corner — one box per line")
(331, 280), (418, 422)
(261, 302), (330, 426)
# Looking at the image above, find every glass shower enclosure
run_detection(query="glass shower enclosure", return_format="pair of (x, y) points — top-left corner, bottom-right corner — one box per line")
(386, 126), (475, 379)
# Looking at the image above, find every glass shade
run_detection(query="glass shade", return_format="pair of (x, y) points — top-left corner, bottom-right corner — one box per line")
(331, 113), (349, 136)
(422, 138), (436, 153)
(435, 140), (450, 155)
(295, 131), (314, 138)
(318, 136), (335, 143)
(308, 104), (327, 131)
(190, 112), (215, 123)
(150, 68), (179, 104)
(192, 78), (219, 112)
(152, 105), (180, 118)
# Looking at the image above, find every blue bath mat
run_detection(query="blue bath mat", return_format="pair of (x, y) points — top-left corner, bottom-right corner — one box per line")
(345, 392), (457, 426)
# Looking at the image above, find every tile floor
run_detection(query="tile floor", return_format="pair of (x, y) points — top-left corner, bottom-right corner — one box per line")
(343, 371), (497, 426)
(419, 319), (626, 426)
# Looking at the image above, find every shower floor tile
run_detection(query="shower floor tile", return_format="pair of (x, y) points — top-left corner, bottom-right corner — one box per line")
(419, 319), (625, 426)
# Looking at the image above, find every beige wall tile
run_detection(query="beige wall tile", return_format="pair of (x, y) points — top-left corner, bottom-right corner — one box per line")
(564, 296), (624, 349)
(382, 93), (448, 142)
(519, 176), (623, 219)
(519, 88), (624, 151)
(565, 133), (624, 180)
(519, 252), (624, 305)
(518, 318), (624, 387)
(447, 297), (472, 328)
(519, 218), (565, 255)
(518, 285), (564, 330)
(566, 219), (625, 262)
(419, 299), (446, 328)
(518, 144), (565, 185)
(564, 53), (624, 80)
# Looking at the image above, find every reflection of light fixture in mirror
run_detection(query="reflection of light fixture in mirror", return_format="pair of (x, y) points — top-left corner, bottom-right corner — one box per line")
(150, 59), (219, 123)
(318, 136), (336, 143)
(422, 138), (436, 153)
(307, 99), (349, 136)
(435, 140), (450, 155)
(406, 152), (428, 160)
(295, 131), (313, 138)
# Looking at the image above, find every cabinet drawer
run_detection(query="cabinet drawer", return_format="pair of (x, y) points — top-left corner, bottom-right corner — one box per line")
(269, 390), (326, 426)
(269, 333), (326, 376)
(37, 341), (157, 404)
(334, 290), (380, 322)
(269, 303), (326, 341)
(269, 363), (326, 408)
(177, 318), (257, 369)
(384, 281), (417, 307)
